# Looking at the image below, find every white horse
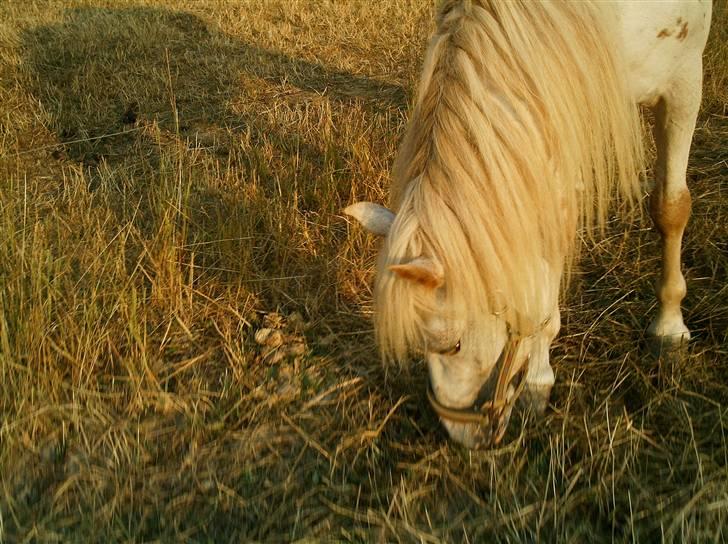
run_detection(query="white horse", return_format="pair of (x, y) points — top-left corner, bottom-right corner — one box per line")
(345, 0), (712, 449)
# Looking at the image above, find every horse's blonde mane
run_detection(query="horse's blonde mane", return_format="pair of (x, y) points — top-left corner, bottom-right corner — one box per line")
(376, 0), (645, 362)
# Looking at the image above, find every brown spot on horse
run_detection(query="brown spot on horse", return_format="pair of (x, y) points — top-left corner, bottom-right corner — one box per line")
(677, 22), (689, 41)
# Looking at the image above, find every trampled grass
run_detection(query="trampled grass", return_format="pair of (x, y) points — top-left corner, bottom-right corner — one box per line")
(0, 1), (726, 542)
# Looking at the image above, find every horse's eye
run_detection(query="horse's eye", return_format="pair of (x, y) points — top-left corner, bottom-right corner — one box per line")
(442, 340), (461, 356)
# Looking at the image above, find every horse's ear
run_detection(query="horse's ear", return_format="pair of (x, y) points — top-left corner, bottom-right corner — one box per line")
(389, 257), (444, 290)
(344, 202), (395, 236)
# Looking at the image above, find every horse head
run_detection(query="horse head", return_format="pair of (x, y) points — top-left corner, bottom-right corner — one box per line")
(345, 202), (556, 449)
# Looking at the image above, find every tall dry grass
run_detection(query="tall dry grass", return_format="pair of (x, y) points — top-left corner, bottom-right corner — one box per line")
(0, 1), (726, 541)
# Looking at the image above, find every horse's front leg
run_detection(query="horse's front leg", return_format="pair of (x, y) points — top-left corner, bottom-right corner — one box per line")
(646, 58), (703, 352)
(522, 306), (560, 415)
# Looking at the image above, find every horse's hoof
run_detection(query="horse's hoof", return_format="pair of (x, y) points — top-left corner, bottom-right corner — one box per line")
(646, 332), (690, 361)
(647, 333), (690, 388)
(520, 383), (552, 415)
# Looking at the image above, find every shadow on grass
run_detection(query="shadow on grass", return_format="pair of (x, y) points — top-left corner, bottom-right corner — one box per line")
(20, 4), (408, 311)
(22, 6), (407, 166)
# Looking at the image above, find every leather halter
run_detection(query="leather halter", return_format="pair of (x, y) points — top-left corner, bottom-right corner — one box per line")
(426, 318), (550, 433)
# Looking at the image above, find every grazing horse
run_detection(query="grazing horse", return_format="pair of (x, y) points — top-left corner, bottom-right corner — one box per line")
(345, 0), (712, 449)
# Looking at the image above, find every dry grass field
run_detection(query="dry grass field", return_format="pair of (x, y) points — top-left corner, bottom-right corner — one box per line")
(0, 1), (726, 541)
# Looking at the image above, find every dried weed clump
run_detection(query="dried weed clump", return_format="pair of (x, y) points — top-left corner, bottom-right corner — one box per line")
(0, 1), (726, 542)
